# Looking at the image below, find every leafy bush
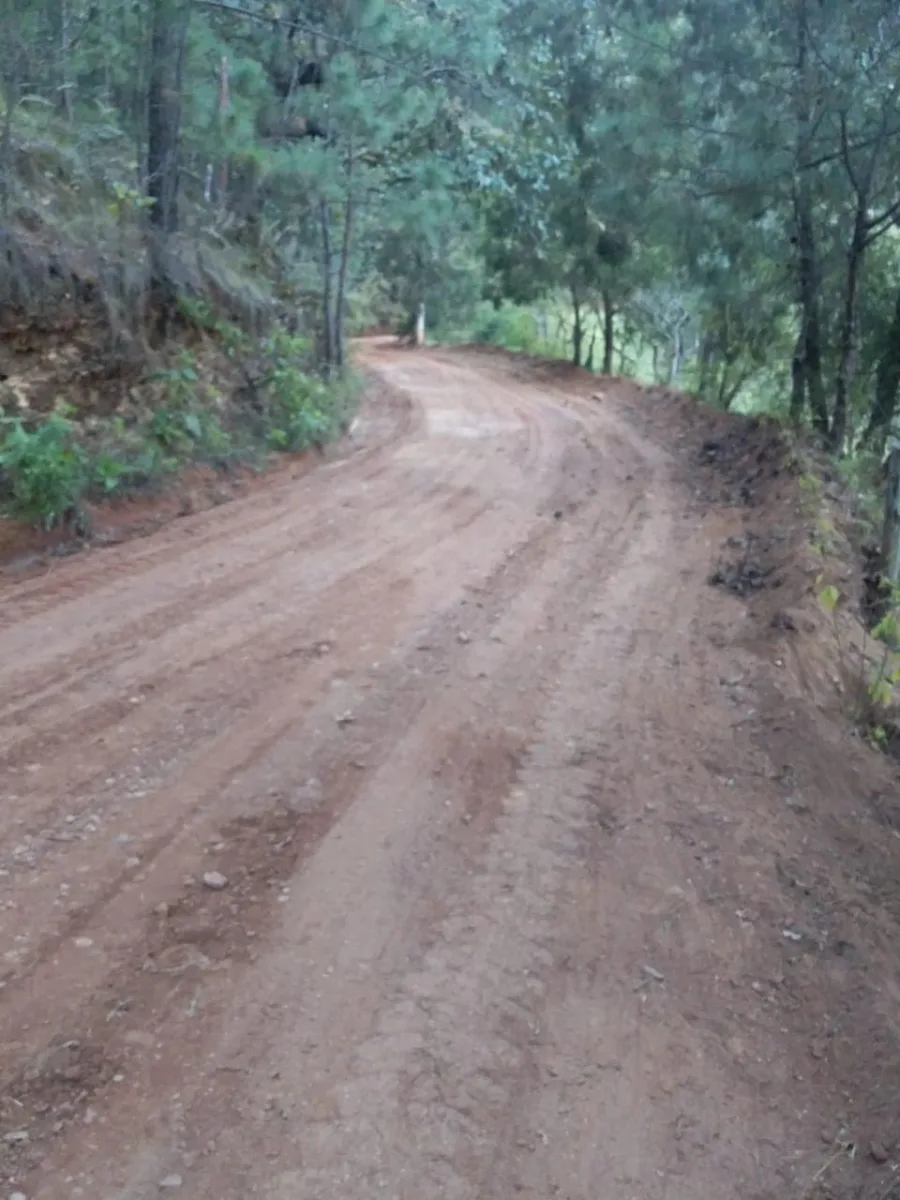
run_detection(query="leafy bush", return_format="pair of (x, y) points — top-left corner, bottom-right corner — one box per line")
(470, 303), (543, 353)
(258, 332), (351, 451)
(0, 322), (359, 531)
(145, 349), (234, 461)
(0, 408), (87, 528)
(86, 417), (177, 497)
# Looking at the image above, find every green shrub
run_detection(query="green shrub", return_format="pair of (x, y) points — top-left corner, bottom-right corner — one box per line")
(260, 332), (343, 451)
(0, 321), (359, 532)
(470, 303), (542, 353)
(86, 419), (176, 497)
(0, 408), (88, 527)
(818, 580), (900, 747)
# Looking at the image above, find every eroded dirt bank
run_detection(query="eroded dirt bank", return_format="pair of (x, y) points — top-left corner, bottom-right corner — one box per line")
(1, 347), (899, 1200)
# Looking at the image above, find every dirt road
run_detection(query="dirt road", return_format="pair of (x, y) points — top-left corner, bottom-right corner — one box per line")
(1, 347), (900, 1200)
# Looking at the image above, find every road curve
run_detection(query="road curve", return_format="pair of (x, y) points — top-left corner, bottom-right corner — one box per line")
(0, 347), (848, 1198)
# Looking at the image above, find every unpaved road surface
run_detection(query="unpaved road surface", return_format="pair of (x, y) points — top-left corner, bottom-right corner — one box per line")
(2, 347), (900, 1200)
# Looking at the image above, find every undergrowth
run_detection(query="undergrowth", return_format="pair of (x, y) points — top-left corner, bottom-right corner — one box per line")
(817, 579), (900, 753)
(781, 437), (900, 755)
(0, 308), (360, 531)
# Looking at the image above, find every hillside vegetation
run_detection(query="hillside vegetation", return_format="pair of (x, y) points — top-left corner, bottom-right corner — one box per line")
(3, 0), (900, 549)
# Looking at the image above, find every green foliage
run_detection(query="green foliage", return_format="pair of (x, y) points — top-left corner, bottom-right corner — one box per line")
(0, 408), (87, 528)
(0, 399), (181, 525)
(9, 0), (900, 558)
(817, 579), (900, 745)
(151, 351), (202, 407)
(106, 183), (155, 220)
(178, 298), (248, 358)
(0, 323), (357, 527)
(818, 583), (840, 614)
(8, 0), (900, 433)
(469, 304), (546, 354)
(261, 333), (334, 451)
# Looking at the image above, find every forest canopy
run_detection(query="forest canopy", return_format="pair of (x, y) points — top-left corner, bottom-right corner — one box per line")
(4, 0), (900, 456)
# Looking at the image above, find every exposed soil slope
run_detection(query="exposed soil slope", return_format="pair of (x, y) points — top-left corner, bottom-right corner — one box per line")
(0, 347), (898, 1200)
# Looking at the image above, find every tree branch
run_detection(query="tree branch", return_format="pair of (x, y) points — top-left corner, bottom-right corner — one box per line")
(839, 109), (864, 198)
(195, 0), (404, 66)
(864, 195), (900, 245)
(196, 0), (484, 93)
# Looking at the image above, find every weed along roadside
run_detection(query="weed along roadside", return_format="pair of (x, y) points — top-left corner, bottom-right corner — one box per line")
(0, 318), (361, 560)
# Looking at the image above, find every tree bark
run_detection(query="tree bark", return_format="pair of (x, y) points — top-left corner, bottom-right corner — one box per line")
(668, 318), (687, 384)
(865, 287), (900, 448)
(49, 0), (74, 119)
(696, 333), (714, 398)
(584, 330), (596, 372)
(790, 328), (806, 426)
(792, 0), (829, 437)
(830, 206), (866, 452)
(793, 186), (829, 436)
(883, 440), (900, 584)
(146, 0), (191, 339)
(571, 285), (583, 367)
(0, 37), (17, 309)
(601, 289), (614, 374)
(333, 194), (355, 370)
(319, 198), (336, 372)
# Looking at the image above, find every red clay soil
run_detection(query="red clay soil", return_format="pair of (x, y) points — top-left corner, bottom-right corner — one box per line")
(1, 346), (899, 1200)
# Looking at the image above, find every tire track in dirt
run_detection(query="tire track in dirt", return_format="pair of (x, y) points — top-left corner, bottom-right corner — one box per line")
(0, 488), (525, 1007)
(0, 352), (631, 1176)
(225, 485), (668, 1200)
(0, 367), (550, 836)
(14, 403), (653, 1200)
(0, 481), (488, 767)
(0, 363), (542, 750)
(0, 355), (657, 1198)
(4, 346), (894, 1200)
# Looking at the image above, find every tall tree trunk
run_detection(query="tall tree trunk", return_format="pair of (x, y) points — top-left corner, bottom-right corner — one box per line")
(49, 0), (74, 119)
(697, 334), (714, 397)
(333, 194), (355, 371)
(794, 186), (829, 435)
(319, 198), (336, 372)
(669, 320), (686, 384)
(146, 0), (190, 339)
(865, 286), (900, 448)
(883, 443), (900, 584)
(216, 56), (230, 201)
(830, 207), (867, 452)
(584, 330), (596, 372)
(0, 37), (17, 309)
(790, 329), (806, 426)
(231, 158), (261, 247)
(570, 285), (583, 367)
(601, 289), (614, 374)
(792, 0), (829, 437)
